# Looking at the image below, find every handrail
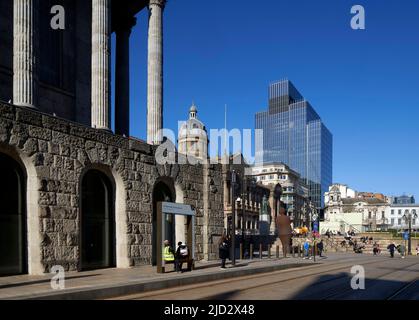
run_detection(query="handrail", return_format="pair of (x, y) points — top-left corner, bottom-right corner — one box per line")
(339, 219), (362, 234)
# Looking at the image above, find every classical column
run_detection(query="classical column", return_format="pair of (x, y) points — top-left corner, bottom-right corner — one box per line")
(115, 17), (136, 136)
(91, 0), (111, 130)
(147, 0), (166, 145)
(13, 0), (38, 108)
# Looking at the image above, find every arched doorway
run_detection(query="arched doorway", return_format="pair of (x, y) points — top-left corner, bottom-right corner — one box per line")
(0, 153), (26, 276)
(81, 170), (115, 270)
(152, 180), (175, 266)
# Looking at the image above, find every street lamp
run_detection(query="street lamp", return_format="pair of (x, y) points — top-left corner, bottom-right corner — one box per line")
(230, 170), (237, 265)
(402, 210), (418, 255)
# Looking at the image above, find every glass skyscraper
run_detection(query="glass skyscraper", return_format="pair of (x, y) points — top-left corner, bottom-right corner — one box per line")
(255, 80), (333, 209)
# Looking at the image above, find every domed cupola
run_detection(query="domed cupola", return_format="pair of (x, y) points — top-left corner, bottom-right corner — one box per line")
(178, 102), (209, 162)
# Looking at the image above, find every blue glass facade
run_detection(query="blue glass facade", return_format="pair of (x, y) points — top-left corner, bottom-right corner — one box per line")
(255, 80), (333, 209)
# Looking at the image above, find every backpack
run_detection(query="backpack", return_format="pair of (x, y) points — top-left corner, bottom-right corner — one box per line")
(179, 245), (188, 257)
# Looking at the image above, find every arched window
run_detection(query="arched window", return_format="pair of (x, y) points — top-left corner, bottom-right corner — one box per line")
(81, 170), (115, 270)
(0, 153), (26, 276)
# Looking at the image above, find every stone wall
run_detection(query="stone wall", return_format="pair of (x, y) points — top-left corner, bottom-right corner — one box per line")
(0, 101), (224, 273)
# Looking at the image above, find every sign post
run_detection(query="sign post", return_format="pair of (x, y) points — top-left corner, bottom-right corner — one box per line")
(157, 202), (196, 273)
(313, 219), (319, 262)
(403, 231), (409, 258)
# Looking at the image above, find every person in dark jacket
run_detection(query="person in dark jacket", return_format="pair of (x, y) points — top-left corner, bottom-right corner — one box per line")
(317, 240), (324, 257)
(219, 236), (230, 269)
(387, 242), (396, 258)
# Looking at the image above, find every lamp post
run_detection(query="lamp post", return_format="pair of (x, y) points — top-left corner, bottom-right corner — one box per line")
(403, 210), (418, 255)
(242, 172), (247, 243)
(230, 170), (237, 265)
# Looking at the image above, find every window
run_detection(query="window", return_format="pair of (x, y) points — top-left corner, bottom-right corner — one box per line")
(391, 218), (395, 225)
(398, 219), (402, 225)
(391, 210), (394, 215)
(413, 219), (417, 226)
(382, 212), (385, 219)
(398, 210), (402, 215)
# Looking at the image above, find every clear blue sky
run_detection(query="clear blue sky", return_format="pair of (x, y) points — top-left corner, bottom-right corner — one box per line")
(111, 0), (419, 199)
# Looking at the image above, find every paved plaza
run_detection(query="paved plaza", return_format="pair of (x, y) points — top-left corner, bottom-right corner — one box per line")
(114, 255), (419, 300)
(1, 253), (418, 300)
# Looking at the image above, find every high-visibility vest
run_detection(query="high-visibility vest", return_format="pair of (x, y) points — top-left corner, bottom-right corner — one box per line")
(164, 246), (175, 261)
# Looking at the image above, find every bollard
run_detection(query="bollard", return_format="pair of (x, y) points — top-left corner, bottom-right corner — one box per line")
(292, 245), (296, 258)
(276, 245), (279, 259)
(298, 245), (301, 258)
(240, 243), (243, 260)
(268, 245), (272, 259)
(259, 243), (263, 259)
(250, 244), (253, 260)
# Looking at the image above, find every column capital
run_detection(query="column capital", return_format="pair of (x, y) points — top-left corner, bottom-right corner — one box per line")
(149, 0), (166, 9)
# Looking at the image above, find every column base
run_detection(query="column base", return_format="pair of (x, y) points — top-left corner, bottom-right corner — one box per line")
(94, 127), (113, 133)
(14, 102), (37, 109)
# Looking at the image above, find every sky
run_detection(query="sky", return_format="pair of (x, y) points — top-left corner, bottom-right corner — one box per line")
(111, 0), (419, 199)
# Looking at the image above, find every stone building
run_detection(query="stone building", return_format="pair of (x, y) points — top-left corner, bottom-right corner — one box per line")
(322, 184), (389, 233)
(219, 154), (271, 238)
(251, 162), (310, 229)
(385, 204), (418, 231)
(177, 103), (208, 163)
(0, 0), (224, 276)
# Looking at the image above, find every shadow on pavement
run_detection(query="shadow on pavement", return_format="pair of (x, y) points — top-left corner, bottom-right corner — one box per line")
(0, 274), (102, 290)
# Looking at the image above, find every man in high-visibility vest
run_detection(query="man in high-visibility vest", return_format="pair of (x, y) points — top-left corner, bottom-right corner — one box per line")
(163, 240), (175, 265)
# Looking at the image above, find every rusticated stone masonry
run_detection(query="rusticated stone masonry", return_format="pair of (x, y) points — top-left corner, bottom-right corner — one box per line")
(0, 101), (224, 273)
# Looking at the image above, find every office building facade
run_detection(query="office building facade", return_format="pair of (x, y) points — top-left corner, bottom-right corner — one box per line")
(255, 80), (332, 210)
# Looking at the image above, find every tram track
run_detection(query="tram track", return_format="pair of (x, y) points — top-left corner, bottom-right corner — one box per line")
(319, 261), (419, 300)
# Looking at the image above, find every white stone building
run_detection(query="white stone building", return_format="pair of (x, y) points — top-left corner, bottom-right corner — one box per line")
(324, 184), (356, 203)
(251, 162), (310, 228)
(322, 184), (389, 233)
(385, 204), (419, 231)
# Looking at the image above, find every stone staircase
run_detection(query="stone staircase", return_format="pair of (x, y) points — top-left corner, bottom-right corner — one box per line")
(321, 234), (396, 256)
(270, 233), (404, 256)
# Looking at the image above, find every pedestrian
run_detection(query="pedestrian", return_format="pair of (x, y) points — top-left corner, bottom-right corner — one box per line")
(175, 241), (189, 273)
(373, 242), (380, 255)
(163, 240), (175, 270)
(303, 239), (311, 259)
(218, 236), (229, 269)
(399, 243), (406, 259)
(317, 240), (324, 257)
(387, 242), (396, 258)
(416, 245), (419, 256)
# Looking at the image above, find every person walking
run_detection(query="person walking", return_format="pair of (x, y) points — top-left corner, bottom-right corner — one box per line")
(387, 242), (396, 258)
(303, 239), (311, 260)
(317, 240), (324, 257)
(276, 202), (292, 258)
(416, 244), (419, 256)
(218, 236), (230, 269)
(399, 243), (406, 259)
